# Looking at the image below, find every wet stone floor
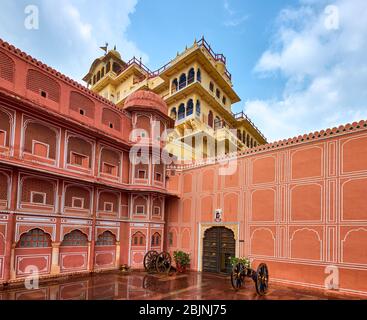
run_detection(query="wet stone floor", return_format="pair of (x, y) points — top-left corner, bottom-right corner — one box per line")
(0, 271), (360, 300)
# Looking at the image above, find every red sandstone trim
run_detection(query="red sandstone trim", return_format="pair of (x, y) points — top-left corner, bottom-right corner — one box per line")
(0, 38), (129, 117)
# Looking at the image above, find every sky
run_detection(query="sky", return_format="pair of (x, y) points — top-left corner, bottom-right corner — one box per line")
(0, 0), (366, 142)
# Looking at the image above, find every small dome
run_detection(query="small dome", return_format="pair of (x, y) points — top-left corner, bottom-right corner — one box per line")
(109, 49), (121, 60)
(124, 90), (168, 116)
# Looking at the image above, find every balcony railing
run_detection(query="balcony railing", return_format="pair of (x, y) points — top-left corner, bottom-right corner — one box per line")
(232, 111), (267, 142)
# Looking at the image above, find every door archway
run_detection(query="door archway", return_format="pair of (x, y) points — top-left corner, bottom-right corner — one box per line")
(202, 227), (235, 274)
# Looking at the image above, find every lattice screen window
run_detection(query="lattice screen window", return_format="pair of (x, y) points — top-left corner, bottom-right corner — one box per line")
(31, 191), (46, 204)
(71, 152), (89, 167)
(153, 206), (161, 216)
(61, 230), (88, 246)
(0, 130), (5, 147)
(138, 170), (146, 179)
(96, 231), (116, 246)
(103, 162), (117, 176)
(17, 228), (51, 248)
(72, 197), (84, 208)
(104, 202), (114, 212)
(155, 172), (162, 182)
(136, 205), (145, 215)
(32, 140), (49, 158)
(0, 52), (15, 82)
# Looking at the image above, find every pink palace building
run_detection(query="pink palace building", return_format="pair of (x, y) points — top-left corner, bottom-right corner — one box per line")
(0, 38), (367, 297)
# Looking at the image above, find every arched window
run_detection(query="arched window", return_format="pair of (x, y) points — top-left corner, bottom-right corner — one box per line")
(188, 68), (195, 84)
(93, 75), (96, 85)
(96, 231), (116, 246)
(209, 82), (214, 92)
(246, 135), (250, 147)
(132, 232), (145, 246)
(208, 111), (214, 128)
(197, 69), (201, 82)
(61, 230), (88, 246)
(106, 61), (111, 72)
(237, 130), (242, 141)
(214, 116), (221, 129)
(216, 88), (221, 99)
(254, 141), (257, 147)
(171, 78), (178, 93)
(17, 228), (51, 248)
(97, 71), (101, 82)
(250, 138), (253, 148)
(178, 103), (185, 120)
(151, 232), (161, 246)
(186, 99), (194, 116)
(170, 107), (177, 120)
(242, 131), (246, 144)
(179, 73), (187, 90)
(196, 100), (201, 116)
(101, 67), (105, 78)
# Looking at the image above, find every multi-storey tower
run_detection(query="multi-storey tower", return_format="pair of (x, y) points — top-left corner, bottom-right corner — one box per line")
(83, 37), (267, 161)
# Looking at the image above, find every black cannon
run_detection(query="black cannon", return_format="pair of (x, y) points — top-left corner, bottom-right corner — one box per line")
(230, 262), (269, 295)
(143, 250), (173, 274)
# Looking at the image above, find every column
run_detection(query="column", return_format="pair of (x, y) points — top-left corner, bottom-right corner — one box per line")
(115, 241), (121, 267)
(9, 243), (16, 280)
(50, 242), (60, 274)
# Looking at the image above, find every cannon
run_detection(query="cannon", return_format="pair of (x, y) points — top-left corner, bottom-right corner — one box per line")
(230, 262), (269, 296)
(143, 250), (173, 274)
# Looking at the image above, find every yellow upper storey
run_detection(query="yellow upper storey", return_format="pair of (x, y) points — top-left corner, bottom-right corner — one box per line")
(83, 37), (267, 158)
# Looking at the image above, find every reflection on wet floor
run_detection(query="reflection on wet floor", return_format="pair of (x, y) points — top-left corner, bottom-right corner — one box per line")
(0, 271), (361, 300)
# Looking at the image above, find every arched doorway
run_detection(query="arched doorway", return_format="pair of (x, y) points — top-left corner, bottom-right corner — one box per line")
(202, 227), (235, 274)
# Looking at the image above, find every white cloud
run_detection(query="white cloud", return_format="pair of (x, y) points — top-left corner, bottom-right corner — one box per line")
(223, 0), (248, 28)
(0, 0), (147, 83)
(246, 0), (367, 142)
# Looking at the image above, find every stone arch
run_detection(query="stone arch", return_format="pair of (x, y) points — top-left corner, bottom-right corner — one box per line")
(290, 228), (322, 261)
(250, 228), (275, 257)
(342, 228), (367, 264)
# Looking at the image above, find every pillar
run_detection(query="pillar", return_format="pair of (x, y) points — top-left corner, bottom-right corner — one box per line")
(9, 243), (16, 280)
(50, 242), (60, 274)
(115, 241), (120, 267)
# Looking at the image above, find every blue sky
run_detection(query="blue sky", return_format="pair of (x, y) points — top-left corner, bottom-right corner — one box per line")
(1, 0), (367, 142)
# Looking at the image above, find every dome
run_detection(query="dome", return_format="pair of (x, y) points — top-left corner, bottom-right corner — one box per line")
(109, 49), (121, 60)
(124, 90), (168, 116)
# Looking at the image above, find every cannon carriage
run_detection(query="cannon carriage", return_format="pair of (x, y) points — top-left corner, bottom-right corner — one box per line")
(231, 262), (269, 296)
(143, 250), (174, 274)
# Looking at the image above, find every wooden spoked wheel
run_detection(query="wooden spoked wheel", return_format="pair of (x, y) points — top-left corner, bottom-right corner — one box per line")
(143, 250), (158, 273)
(155, 251), (172, 273)
(255, 263), (269, 296)
(231, 262), (246, 290)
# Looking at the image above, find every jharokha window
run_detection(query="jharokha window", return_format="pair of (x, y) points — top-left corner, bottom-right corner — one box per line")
(138, 170), (146, 179)
(151, 233), (161, 246)
(136, 205), (145, 215)
(32, 140), (49, 158)
(0, 130), (5, 147)
(31, 191), (46, 205)
(61, 230), (88, 246)
(17, 228), (51, 248)
(103, 163), (117, 176)
(132, 232), (145, 246)
(96, 231), (116, 246)
(71, 152), (88, 167)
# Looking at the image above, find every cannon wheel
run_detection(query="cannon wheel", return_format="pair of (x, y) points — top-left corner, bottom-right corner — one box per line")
(255, 263), (269, 296)
(155, 251), (171, 273)
(231, 262), (246, 290)
(144, 250), (158, 273)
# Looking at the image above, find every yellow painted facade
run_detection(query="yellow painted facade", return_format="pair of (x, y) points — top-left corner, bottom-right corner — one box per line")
(83, 37), (267, 161)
